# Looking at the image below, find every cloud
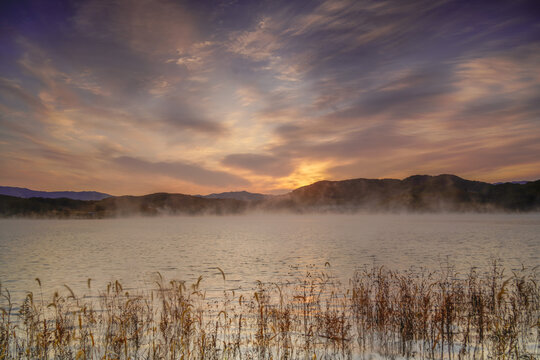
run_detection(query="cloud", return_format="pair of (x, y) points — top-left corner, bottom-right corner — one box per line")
(0, 77), (47, 114)
(113, 156), (250, 188)
(271, 121), (421, 168)
(172, 41), (217, 72)
(2, 0), (540, 194)
(73, 0), (196, 55)
(227, 17), (282, 62)
(313, 124), (417, 158)
(10, 35), (227, 137)
(318, 66), (455, 122)
(447, 51), (540, 127)
(147, 96), (227, 135)
(222, 153), (295, 177)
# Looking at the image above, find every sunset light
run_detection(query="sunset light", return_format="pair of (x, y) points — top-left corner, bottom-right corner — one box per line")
(1, 0), (539, 195)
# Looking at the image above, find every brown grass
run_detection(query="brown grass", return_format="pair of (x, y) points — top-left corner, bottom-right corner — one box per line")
(1, 262), (538, 359)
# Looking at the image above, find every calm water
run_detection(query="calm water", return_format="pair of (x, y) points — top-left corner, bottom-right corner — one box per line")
(1, 214), (539, 304)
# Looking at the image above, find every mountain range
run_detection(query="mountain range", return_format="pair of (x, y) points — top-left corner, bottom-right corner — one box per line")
(0, 186), (111, 200)
(1, 174), (539, 218)
(268, 174), (540, 212)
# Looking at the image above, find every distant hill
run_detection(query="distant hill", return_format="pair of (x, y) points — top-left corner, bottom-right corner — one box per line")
(199, 191), (268, 201)
(1, 175), (539, 218)
(493, 181), (530, 185)
(0, 195), (92, 218)
(262, 174), (540, 212)
(0, 192), (246, 218)
(0, 186), (111, 201)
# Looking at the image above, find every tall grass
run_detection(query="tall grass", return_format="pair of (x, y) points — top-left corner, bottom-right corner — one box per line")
(1, 262), (538, 359)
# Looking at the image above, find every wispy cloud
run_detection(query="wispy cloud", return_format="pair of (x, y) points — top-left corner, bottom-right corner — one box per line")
(1, 0), (539, 194)
(73, 0), (197, 55)
(222, 153), (294, 177)
(113, 156), (250, 188)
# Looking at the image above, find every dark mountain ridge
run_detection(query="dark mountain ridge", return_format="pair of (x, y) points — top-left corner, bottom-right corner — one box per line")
(197, 191), (268, 201)
(1, 174), (539, 218)
(265, 174), (540, 212)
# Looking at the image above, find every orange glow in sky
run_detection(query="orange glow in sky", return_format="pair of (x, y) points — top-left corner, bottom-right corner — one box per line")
(1, 0), (539, 195)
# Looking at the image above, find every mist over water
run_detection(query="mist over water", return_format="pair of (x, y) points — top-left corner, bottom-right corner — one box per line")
(1, 214), (539, 304)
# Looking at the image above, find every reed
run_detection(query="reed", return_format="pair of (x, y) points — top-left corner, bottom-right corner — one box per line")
(0, 263), (538, 359)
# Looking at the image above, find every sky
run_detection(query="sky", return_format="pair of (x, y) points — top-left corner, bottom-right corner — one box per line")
(1, 0), (539, 196)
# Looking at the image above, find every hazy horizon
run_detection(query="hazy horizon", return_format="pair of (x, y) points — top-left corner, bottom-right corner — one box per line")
(1, 173), (539, 198)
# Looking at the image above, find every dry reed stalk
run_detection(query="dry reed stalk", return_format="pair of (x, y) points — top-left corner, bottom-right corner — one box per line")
(0, 262), (538, 359)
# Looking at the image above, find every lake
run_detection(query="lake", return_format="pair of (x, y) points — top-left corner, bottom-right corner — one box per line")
(1, 213), (539, 304)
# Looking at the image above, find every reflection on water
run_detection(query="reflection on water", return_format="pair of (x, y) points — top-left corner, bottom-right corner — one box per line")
(1, 214), (539, 303)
